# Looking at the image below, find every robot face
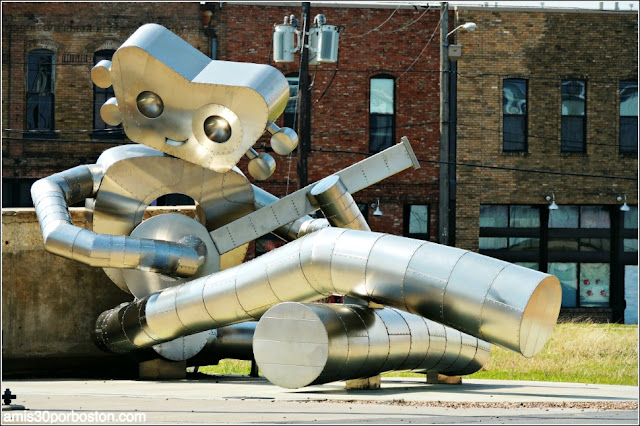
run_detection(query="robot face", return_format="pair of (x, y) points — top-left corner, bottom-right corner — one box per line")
(92, 24), (290, 173)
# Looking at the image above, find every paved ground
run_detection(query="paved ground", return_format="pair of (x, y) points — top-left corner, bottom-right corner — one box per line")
(1, 376), (638, 424)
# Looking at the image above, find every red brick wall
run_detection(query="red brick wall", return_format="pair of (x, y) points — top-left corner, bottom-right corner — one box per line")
(2, 2), (443, 240)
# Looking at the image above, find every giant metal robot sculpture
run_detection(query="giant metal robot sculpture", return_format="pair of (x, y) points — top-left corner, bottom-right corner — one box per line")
(31, 24), (562, 389)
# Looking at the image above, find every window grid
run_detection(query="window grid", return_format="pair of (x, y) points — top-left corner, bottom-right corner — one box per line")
(502, 78), (528, 152)
(26, 49), (55, 135)
(369, 75), (395, 153)
(561, 79), (586, 153)
(619, 80), (638, 155)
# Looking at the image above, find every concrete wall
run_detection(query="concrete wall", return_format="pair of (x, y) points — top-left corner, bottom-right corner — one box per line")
(2, 208), (137, 377)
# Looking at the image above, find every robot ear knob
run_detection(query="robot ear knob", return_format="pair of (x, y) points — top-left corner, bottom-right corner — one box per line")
(270, 127), (299, 156)
(91, 59), (113, 89)
(100, 97), (122, 126)
(248, 152), (276, 181)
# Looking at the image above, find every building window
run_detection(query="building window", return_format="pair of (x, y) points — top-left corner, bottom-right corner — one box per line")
(503, 79), (527, 151)
(479, 205), (540, 263)
(92, 50), (124, 139)
(404, 204), (429, 240)
(283, 73), (299, 130)
(26, 49), (55, 137)
(2, 178), (38, 208)
(561, 80), (586, 153)
(619, 80), (638, 155)
(549, 262), (610, 308)
(369, 75), (395, 153)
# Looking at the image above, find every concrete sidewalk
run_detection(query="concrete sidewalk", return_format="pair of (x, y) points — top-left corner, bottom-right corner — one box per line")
(1, 376), (638, 424)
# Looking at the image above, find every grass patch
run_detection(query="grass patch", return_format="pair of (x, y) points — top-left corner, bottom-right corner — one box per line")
(466, 322), (638, 386)
(197, 359), (253, 376)
(196, 323), (638, 386)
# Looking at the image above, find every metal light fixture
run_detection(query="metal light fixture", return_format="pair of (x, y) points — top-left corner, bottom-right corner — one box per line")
(617, 194), (631, 212)
(446, 22), (477, 37)
(372, 199), (383, 216)
(546, 193), (559, 210)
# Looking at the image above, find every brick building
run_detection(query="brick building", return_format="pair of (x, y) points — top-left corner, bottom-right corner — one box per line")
(453, 6), (638, 323)
(2, 1), (441, 246)
(2, 2), (638, 323)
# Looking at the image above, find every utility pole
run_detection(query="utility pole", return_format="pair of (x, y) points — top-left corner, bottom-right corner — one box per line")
(297, 2), (311, 189)
(439, 1), (450, 246)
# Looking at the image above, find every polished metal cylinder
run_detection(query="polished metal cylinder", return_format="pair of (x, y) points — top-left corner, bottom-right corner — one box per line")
(190, 322), (257, 366)
(31, 165), (204, 277)
(309, 175), (370, 231)
(253, 302), (490, 389)
(96, 227), (561, 358)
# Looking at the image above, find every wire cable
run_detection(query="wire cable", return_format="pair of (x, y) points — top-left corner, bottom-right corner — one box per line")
(342, 5), (401, 38)
(396, 8), (443, 82)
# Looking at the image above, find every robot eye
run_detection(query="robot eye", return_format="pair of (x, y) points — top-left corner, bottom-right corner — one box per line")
(136, 91), (164, 118)
(204, 115), (232, 143)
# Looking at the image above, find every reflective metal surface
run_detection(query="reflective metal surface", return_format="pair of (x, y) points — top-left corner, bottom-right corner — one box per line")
(95, 23), (291, 173)
(309, 175), (370, 231)
(30, 165), (204, 278)
(122, 214), (219, 299)
(209, 136), (419, 255)
(34, 23), (563, 384)
(95, 227), (561, 358)
(90, 144), (254, 292)
(253, 302), (490, 389)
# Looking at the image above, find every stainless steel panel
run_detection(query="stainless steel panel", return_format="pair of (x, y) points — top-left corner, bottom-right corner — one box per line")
(444, 252), (506, 336)
(253, 302), (490, 389)
(122, 214), (219, 298)
(209, 139), (419, 255)
(107, 24), (290, 173)
(97, 228), (560, 360)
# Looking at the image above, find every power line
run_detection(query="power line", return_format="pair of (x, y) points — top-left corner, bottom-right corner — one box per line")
(342, 5), (401, 38)
(396, 8), (443, 82)
(309, 147), (637, 181)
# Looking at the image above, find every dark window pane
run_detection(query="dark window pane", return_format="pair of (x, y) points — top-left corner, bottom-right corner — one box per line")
(623, 206), (638, 229)
(510, 205), (539, 227)
(479, 205), (508, 227)
(580, 206), (610, 228)
(562, 80), (585, 116)
(503, 79), (527, 115)
(508, 237), (540, 250)
(369, 113), (394, 152)
(284, 75), (299, 129)
(26, 94), (54, 130)
(369, 76), (394, 153)
(26, 50), (54, 132)
(624, 239), (638, 252)
(479, 237), (508, 249)
(548, 238), (579, 251)
(579, 238), (610, 252)
(549, 205), (579, 228)
(620, 81), (638, 117)
(620, 116), (638, 154)
(549, 262), (577, 308)
(503, 115), (526, 151)
(561, 116), (585, 152)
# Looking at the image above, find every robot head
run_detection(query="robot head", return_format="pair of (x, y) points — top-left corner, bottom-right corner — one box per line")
(92, 23), (297, 175)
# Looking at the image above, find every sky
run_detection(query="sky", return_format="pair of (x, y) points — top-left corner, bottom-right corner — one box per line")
(450, 1), (638, 10)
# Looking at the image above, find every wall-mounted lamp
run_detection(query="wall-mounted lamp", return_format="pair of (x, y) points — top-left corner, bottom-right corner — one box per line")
(371, 199), (383, 216)
(617, 194), (631, 212)
(545, 193), (559, 210)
